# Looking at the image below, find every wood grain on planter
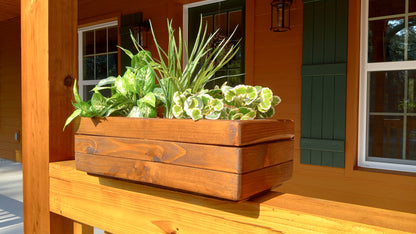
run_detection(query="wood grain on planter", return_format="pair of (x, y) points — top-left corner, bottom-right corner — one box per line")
(75, 117), (294, 200)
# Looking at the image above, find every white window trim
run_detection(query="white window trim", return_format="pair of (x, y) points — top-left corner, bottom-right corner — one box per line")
(358, 0), (416, 173)
(78, 20), (118, 100)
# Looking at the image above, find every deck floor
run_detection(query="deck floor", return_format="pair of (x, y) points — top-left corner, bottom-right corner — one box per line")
(0, 159), (23, 234)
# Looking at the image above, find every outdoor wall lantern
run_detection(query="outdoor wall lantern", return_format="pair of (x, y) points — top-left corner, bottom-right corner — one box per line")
(270, 0), (293, 32)
(134, 19), (151, 48)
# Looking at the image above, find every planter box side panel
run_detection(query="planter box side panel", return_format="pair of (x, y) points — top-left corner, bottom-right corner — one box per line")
(75, 135), (294, 173)
(75, 117), (294, 146)
(75, 153), (241, 200)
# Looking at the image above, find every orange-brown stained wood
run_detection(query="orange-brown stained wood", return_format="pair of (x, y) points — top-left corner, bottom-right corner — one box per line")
(75, 117), (294, 146)
(0, 18), (21, 161)
(50, 160), (416, 233)
(75, 135), (293, 173)
(76, 153), (292, 201)
(21, 0), (77, 233)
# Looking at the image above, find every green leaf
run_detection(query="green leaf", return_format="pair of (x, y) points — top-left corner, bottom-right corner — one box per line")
(63, 109), (81, 130)
(128, 102), (157, 118)
(96, 76), (116, 87)
(210, 98), (224, 112)
(73, 79), (82, 103)
(91, 92), (108, 115)
(190, 108), (202, 120)
(118, 46), (134, 59)
(138, 92), (156, 108)
(172, 104), (184, 118)
(205, 111), (221, 120)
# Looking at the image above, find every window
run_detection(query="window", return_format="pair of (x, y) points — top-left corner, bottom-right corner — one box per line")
(186, 0), (245, 88)
(359, 0), (416, 172)
(78, 21), (118, 101)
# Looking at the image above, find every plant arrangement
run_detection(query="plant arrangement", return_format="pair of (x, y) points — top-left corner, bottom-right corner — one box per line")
(64, 19), (281, 128)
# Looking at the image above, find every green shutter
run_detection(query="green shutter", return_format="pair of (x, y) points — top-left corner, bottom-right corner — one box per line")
(300, 0), (348, 168)
(120, 12), (142, 74)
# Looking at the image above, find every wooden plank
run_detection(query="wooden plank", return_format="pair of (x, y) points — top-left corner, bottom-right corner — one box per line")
(344, 0), (361, 173)
(334, 75), (347, 140)
(324, 0), (336, 64)
(73, 221), (94, 234)
(75, 135), (293, 173)
(312, 0), (325, 64)
(310, 151), (322, 166)
(301, 63), (347, 76)
(302, 0), (314, 65)
(335, 0), (349, 63)
(21, 0), (77, 233)
(75, 153), (292, 201)
(300, 138), (345, 152)
(0, 18), (21, 162)
(300, 75), (312, 138)
(75, 117), (294, 146)
(49, 160), (413, 233)
(310, 76), (323, 139)
(322, 75), (335, 139)
(300, 149), (311, 164)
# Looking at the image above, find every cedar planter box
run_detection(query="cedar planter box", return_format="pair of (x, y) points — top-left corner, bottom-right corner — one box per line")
(75, 117), (294, 201)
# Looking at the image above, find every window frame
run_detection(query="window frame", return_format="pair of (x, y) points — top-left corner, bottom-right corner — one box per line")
(77, 20), (118, 100)
(359, 0), (416, 173)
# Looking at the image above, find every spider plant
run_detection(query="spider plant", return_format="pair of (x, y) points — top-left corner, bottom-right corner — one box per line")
(134, 18), (241, 118)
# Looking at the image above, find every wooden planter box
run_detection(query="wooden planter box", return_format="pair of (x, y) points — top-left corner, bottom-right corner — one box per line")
(75, 117), (294, 201)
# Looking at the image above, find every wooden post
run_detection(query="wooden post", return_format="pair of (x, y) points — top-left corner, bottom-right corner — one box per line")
(21, 0), (78, 233)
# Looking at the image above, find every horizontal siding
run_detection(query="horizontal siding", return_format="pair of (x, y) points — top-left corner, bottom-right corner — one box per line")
(0, 17), (21, 161)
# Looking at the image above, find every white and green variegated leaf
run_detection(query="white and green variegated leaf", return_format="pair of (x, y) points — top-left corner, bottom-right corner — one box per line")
(190, 108), (203, 120)
(128, 102), (157, 118)
(172, 104), (184, 118)
(272, 95), (281, 106)
(114, 75), (128, 96)
(200, 94), (212, 106)
(210, 98), (224, 112)
(224, 89), (236, 102)
(96, 76), (116, 87)
(138, 92), (156, 108)
(205, 111), (221, 120)
(91, 92), (108, 115)
(234, 85), (247, 96)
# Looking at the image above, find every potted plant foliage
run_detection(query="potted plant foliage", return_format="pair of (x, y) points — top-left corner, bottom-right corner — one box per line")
(66, 19), (294, 201)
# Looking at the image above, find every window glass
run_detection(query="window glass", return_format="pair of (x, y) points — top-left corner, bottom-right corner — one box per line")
(409, 0), (416, 13)
(368, 18), (405, 62)
(368, 115), (404, 159)
(83, 31), (94, 55)
(108, 26), (118, 52)
(362, 0), (416, 172)
(369, 71), (404, 113)
(79, 21), (118, 100)
(369, 0), (404, 18)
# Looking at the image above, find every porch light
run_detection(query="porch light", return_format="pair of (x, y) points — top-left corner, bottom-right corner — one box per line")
(270, 0), (293, 32)
(134, 19), (150, 48)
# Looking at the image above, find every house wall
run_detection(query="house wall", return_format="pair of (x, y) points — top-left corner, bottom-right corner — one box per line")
(0, 17), (21, 162)
(77, 0), (416, 214)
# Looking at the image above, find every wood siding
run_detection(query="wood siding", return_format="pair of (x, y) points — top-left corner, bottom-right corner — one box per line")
(0, 17), (21, 161)
(54, 0), (416, 214)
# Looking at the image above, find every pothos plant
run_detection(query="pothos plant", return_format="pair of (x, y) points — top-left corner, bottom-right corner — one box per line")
(64, 18), (281, 129)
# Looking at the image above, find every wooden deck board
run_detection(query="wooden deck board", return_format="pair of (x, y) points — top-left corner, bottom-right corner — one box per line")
(49, 160), (416, 234)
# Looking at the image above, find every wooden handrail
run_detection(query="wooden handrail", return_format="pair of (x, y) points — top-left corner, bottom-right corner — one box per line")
(49, 160), (416, 233)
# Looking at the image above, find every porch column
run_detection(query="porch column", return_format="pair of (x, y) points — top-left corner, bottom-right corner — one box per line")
(21, 0), (78, 233)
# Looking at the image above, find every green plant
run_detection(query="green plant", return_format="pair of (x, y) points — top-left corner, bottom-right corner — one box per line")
(64, 50), (159, 129)
(143, 18), (241, 118)
(172, 83), (281, 120)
